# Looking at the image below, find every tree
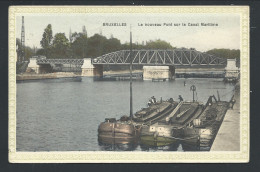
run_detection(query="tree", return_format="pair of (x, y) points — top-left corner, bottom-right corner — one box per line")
(16, 38), (34, 61)
(86, 34), (107, 58)
(40, 24), (53, 57)
(36, 48), (45, 56)
(70, 32), (88, 58)
(206, 48), (240, 67)
(146, 39), (173, 49)
(120, 39), (174, 50)
(103, 38), (121, 54)
(51, 33), (70, 58)
(24, 47), (34, 60)
(206, 49), (240, 59)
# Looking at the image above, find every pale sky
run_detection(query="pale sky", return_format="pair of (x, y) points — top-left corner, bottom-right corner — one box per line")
(16, 13), (240, 52)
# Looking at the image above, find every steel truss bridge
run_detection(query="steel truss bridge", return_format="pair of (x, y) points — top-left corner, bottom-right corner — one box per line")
(37, 59), (84, 66)
(35, 49), (227, 67)
(93, 49), (226, 66)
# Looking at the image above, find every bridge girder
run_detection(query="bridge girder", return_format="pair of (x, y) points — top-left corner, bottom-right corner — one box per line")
(37, 59), (84, 66)
(92, 49), (227, 66)
(35, 49), (227, 67)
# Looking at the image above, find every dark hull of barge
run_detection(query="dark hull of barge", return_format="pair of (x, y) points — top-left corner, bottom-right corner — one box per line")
(98, 121), (141, 139)
(140, 135), (178, 147)
(98, 100), (176, 143)
(140, 102), (204, 147)
(181, 100), (230, 147)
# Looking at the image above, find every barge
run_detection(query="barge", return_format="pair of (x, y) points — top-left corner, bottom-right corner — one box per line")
(140, 101), (204, 147)
(182, 95), (230, 147)
(98, 98), (177, 144)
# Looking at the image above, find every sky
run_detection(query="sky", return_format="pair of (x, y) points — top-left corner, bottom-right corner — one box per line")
(15, 13), (240, 52)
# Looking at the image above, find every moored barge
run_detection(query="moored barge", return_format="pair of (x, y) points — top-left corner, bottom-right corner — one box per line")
(98, 98), (177, 144)
(182, 96), (230, 147)
(140, 101), (204, 147)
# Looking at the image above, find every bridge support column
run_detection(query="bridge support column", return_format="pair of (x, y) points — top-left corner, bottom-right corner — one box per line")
(27, 58), (53, 74)
(81, 58), (103, 77)
(27, 58), (40, 74)
(143, 66), (174, 80)
(224, 59), (239, 82)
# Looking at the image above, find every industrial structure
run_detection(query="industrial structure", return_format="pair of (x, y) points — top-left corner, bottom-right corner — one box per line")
(16, 16), (29, 74)
(16, 16), (25, 62)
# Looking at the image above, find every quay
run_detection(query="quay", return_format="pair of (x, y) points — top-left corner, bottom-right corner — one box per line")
(16, 72), (81, 81)
(16, 70), (143, 81)
(210, 83), (240, 151)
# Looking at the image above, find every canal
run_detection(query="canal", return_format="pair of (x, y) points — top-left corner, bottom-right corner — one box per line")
(16, 77), (235, 151)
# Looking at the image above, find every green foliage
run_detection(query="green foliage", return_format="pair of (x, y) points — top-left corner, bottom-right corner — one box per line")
(86, 34), (107, 58)
(70, 32), (88, 58)
(146, 39), (174, 49)
(40, 24), (53, 49)
(104, 38), (122, 53)
(40, 24), (53, 58)
(24, 47), (34, 60)
(121, 39), (174, 50)
(206, 49), (240, 59)
(16, 38), (35, 61)
(36, 48), (45, 56)
(207, 48), (240, 67)
(51, 33), (70, 58)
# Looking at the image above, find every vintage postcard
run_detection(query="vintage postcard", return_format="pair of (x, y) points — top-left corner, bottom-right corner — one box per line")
(9, 6), (250, 163)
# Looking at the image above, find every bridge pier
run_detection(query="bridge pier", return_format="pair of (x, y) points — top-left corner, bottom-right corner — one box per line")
(143, 66), (174, 80)
(224, 59), (239, 82)
(27, 58), (53, 74)
(27, 58), (40, 73)
(81, 58), (103, 77)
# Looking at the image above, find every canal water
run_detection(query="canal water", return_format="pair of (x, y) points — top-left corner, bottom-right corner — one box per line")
(16, 77), (235, 151)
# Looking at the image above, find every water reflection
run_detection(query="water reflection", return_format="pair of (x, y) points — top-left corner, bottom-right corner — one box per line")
(98, 135), (204, 151)
(140, 141), (180, 151)
(98, 136), (138, 151)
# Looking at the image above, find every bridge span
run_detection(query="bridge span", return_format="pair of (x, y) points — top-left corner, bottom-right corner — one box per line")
(26, 49), (229, 80)
(92, 49), (226, 66)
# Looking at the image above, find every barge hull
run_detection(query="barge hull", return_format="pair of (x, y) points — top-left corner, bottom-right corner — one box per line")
(140, 135), (177, 147)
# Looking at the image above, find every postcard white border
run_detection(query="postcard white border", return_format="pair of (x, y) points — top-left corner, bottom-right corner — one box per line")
(8, 6), (250, 163)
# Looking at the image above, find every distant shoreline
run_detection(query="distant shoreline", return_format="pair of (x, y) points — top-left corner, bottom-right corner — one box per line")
(16, 70), (143, 81)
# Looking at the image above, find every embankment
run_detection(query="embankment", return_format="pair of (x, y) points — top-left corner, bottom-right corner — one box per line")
(210, 81), (240, 151)
(16, 72), (81, 81)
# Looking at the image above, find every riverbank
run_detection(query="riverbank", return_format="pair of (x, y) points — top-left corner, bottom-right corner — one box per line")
(210, 82), (240, 151)
(16, 70), (142, 81)
(16, 72), (81, 81)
